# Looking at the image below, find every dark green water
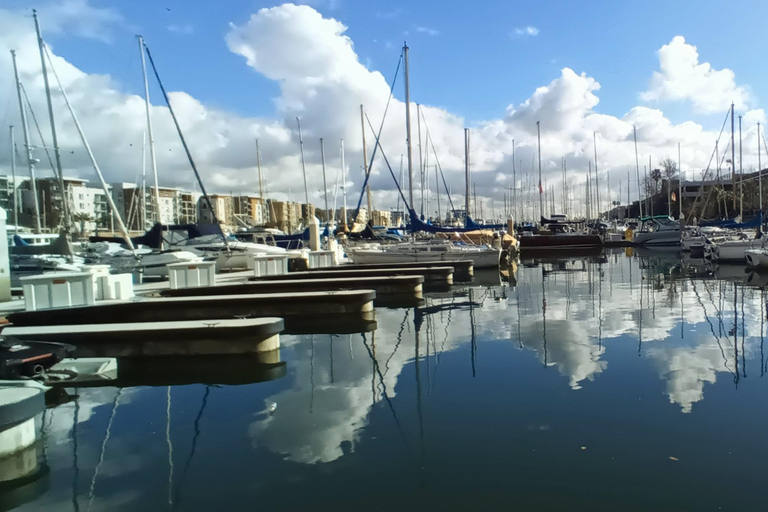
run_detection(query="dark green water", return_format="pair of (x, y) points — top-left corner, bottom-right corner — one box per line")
(9, 250), (768, 511)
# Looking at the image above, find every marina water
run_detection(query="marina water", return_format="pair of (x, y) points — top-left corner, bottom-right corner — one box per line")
(13, 249), (768, 511)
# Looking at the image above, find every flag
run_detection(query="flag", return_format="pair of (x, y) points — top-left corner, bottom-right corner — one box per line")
(538, 181), (543, 194)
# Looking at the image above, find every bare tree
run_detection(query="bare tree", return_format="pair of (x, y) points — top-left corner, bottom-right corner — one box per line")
(660, 158), (678, 180)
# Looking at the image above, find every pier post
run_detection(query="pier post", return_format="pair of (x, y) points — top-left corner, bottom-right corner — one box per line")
(0, 208), (11, 302)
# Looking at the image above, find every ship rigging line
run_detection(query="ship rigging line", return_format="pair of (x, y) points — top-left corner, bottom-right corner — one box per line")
(352, 50), (403, 222)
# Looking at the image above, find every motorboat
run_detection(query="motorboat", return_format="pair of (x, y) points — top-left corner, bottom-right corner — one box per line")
(632, 216), (681, 246)
(0, 338), (74, 379)
(345, 239), (502, 268)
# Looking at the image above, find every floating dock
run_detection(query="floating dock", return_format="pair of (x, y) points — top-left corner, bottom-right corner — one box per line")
(46, 353), (286, 388)
(327, 260), (473, 281)
(5, 290), (376, 335)
(2, 318), (284, 357)
(251, 267), (454, 289)
(159, 275), (424, 307)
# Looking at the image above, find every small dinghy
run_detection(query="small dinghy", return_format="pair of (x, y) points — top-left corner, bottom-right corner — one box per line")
(0, 338), (74, 379)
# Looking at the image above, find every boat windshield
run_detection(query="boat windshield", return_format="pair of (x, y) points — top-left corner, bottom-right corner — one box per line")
(640, 216), (679, 232)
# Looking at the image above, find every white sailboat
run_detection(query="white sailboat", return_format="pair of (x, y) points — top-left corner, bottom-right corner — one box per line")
(345, 43), (501, 269)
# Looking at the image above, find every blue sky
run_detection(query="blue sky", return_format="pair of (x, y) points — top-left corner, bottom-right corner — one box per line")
(2, 0), (765, 212)
(25, 0), (766, 127)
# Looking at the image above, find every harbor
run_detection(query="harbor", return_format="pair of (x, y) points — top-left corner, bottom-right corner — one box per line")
(4, 250), (768, 511)
(4, 1), (768, 510)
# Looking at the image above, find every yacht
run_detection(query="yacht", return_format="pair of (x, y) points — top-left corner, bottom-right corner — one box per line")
(632, 216), (681, 246)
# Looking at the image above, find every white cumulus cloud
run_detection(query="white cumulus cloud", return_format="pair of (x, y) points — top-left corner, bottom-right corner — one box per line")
(641, 36), (749, 115)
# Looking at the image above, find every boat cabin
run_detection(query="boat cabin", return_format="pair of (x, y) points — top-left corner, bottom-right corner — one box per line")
(637, 216), (680, 233)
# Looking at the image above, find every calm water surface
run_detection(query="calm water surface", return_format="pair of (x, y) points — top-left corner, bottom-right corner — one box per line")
(9, 250), (768, 511)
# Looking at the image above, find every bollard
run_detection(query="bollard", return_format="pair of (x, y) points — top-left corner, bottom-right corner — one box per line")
(309, 216), (321, 251)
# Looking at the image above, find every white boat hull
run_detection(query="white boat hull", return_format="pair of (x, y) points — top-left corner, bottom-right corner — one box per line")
(140, 251), (203, 277)
(633, 231), (680, 246)
(709, 239), (766, 263)
(347, 247), (501, 269)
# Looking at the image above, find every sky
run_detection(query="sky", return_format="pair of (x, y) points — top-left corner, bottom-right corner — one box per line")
(1, 0), (767, 219)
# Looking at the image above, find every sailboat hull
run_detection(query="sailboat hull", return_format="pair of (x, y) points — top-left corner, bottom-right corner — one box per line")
(519, 233), (603, 250)
(709, 239), (766, 263)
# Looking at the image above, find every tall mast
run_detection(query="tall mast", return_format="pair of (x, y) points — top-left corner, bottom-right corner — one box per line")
(648, 155), (652, 216)
(627, 167), (631, 207)
(759, 122), (763, 213)
(564, 158), (568, 216)
(512, 139), (516, 222)
(44, 44), (135, 252)
(435, 163), (441, 223)
(256, 139), (264, 201)
(586, 162), (592, 219)
(537, 121), (543, 222)
(138, 35), (162, 224)
(33, 10), (70, 232)
(731, 103), (736, 212)
(360, 105), (373, 221)
(320, 138), (329, 225)
(9, 126), (18, 234)
(340, 138), (347, 229)
(464, 128), (471, 221)
(417, 103), (424, 217)
(11, 50), (41, 233)
(141, 130), (147, 229)
(593, 131), (600, 219)
(561, 157), (566, 214)
(403, 43), (414, 208)
(634, 126), (642, 219)
(399, 154), (405, 223)
(296, 117), (310, 221)
(678, 142), (682, 219)
(738, 115), (743, 220)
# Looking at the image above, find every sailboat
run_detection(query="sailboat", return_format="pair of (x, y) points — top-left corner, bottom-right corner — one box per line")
(120, 37), (298, 272)
(518, 122), (603, 251)
(705, 109), (764, 263)
(345, 44), (502, 269)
